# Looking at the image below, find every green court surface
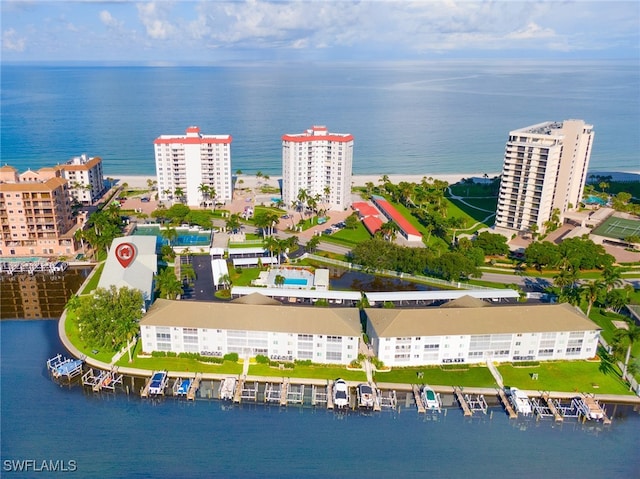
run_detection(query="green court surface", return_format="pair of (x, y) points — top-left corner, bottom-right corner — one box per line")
(592, 216), (640, 240)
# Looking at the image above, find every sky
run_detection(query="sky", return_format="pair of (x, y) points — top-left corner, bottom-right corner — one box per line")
(2, 1), (639, 64)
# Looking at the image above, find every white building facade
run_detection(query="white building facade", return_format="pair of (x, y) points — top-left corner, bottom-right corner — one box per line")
(57, 154), (105, 205)
(282, 126), (353, 211)
(495, 120), (594, 234)
(154, 126), (232, 207)
(140, 300), (361, 365)
(366, 303), (600, 367)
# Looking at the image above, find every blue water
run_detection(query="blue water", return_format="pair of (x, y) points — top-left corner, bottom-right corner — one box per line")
(2, 61), (638, 177)
(585, 195), (608, 205)
(132, 225), (210, 247)
(2, 320), (640, 479)
(283, 278), (308, 286)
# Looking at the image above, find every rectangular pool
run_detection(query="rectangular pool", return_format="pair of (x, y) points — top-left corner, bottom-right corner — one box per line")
(284, 278), (308, 286)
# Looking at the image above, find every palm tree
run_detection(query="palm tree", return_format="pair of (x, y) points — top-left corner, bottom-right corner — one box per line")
(198, 183), (210, 207)
(602, 265), (623, 292)
(219, 273), (231, 290)
(613, 323), (640, 383)
(296, 188), (308, 223)
(581, 280), (604, 317)
(263, 236), (280, 263)
(305, 235), (321, 253)
(274, 274), (285, 288)
(155, 268), (183, 300)
(225, 213), (241, 234)
(161, 227), (178, 247)
(74, 228), (86, 256)
(379, 221), (398, 242)
(553, 267), (577, 292)
(173, 187), (185, 204)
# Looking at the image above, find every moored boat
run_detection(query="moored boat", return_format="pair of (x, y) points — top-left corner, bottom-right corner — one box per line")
(220, 377), (237, 400)
(421, 385), (441, 411)
(509, 387), (532, 415)
(148, 371), (168, 395)
(333, 379), (349, 409)
(356, 383), (374, 409)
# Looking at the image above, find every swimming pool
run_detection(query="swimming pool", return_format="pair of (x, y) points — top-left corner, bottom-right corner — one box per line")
(584, 195), (607, 205)
(133, 225), (211, 247)
(283, 278), (308, 286)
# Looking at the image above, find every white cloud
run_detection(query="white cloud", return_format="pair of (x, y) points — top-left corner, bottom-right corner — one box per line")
(2, 28), (26, 52)
(137, 1), (176, 40)
(99, 10), (123, 29)
(508, 22), (556, 40)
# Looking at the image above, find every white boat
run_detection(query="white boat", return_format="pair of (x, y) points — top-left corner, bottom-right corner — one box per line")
(148, 371), (168, 395)
(509, 387), (532, 415)
(421, 385), (441, 411)
(220, 377), (237, 400)
(333, 379), (349, 409)
(356, 383), (374, 408)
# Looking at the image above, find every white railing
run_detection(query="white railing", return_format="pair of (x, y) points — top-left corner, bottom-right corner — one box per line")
(301, 253), (503, 291)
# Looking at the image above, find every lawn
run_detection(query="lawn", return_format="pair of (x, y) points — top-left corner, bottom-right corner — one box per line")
(81, 263), (104, 294)
(229, 266), (262, 286)
(322, 223), (372, 246)
(64, 310), (116, 364)
(497, 361), (632, 395)
(447, 198), (496, 229)
(377, 365), (496, 387)
(248, 363), (366, 382)
(116, 353), (244, 374)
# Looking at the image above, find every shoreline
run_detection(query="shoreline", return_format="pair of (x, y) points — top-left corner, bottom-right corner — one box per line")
(109, 170), (640, 190)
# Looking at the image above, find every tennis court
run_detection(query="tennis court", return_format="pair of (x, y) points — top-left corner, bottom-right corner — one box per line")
(592, 216), (640, 240)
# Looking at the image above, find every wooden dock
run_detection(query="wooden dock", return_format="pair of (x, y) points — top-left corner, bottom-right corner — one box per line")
(372, 383), (382, 412)
(582, 395), (612, 425)
(412, 384), (426, 414)
(280, 378), (289, 406)
(326, 381), (334, 410)
(187, 373), (201, 401)
(233, 376), (245, 403)
(453, 387), (472, 416)
(140, 372), (154, 398)
(498, 389), (518, 419)
(542, 393), (564, 422)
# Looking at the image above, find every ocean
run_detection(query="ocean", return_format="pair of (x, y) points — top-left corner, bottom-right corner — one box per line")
(2, 320), (640, 479)
(1, 61), (639, 177)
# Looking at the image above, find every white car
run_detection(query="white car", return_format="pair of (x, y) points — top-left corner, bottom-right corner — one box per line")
(333, 379), (349, 409)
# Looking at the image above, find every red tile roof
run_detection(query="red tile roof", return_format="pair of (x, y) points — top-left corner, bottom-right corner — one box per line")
(373, 196), (421, 238)
(352, 202), (379, 217)
(362, 216), (384, 235)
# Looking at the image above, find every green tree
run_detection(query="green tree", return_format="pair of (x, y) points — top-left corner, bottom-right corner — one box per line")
(344, 212), (360, 230)
(612, 323), (640, 383)
(155, 268), (183, 300)
(581, 280), (604, 317)
(74, 286), (144, 356)
(305, 235), (321, 253)
(473, 231), (509, 256)
(161, 227), (178, 246)
(225, 213), (242, 234)
(602, 265), (624, 292)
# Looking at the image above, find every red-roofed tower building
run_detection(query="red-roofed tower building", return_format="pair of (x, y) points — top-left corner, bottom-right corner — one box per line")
(154, 126), (232, 207)
(282, 126), (353, 211)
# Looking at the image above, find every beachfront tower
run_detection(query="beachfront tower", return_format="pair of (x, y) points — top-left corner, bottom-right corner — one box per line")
(154, 126), (232, 207)
(494, 120), (594, 236)
(282, 126), (354, 211)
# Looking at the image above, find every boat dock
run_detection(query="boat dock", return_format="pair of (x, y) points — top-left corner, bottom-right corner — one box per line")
(453, 387), (473, 416)
(140, 371), (157, 398)
(326, 381), (334, 410)
(47, 354), (84, 380)
(233, 376), (245, 403)
(573, 394), (611, 424)
(498, 388), (518, 419)
(371, 384), (382, 412)
(311, 384), (328, 407)
(219, 377), (237, 401)
(280, 378), (289, 406)
(1, 260), (68, 275)
(377, 389), (397, 410)
(412, 384), (426, 413)
(264, 382), (283, 404)
(540, 393), (564, 422)
(187, 373), (201, 401)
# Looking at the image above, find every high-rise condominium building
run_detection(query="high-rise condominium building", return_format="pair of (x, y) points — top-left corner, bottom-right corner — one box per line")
(0, 166), (78, 257)
(56, 154), (105, 205)
(154, 126), (232, 207)
(495, 120), (594, 235)
(282, 126), (353, 211)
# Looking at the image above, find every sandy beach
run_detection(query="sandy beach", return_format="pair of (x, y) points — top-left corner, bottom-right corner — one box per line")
(111, 169), (640, 191)
(111, 172), (501, 190)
